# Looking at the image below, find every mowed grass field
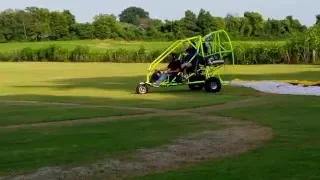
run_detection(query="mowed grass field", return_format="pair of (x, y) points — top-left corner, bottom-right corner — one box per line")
(0, 62), (319, 179)
(0, 39), (285, 53)
(0, 40), (173, 52)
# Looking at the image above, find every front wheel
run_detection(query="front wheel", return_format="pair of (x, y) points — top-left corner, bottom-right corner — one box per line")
(205, 77), (222, 93)
(136, 83), (148, 94)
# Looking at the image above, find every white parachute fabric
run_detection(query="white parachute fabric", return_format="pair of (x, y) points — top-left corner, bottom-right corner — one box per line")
(230, 81), (320, 96)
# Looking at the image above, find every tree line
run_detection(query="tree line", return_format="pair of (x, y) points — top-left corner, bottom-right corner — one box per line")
(1, 6), (318, 42)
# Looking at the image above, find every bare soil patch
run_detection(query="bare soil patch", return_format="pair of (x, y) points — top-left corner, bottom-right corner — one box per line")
(0, 100), (156, 112)
(2, 118), (272, 180)
(0, 98), (273, 180)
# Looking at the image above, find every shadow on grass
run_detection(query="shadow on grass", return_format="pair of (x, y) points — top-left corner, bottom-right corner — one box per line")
(3, 70), (319, 109)
(0, 82), (259, 110)
(12, 70), (320, 92)
(2, 75), (261, 109)
(11, 75), (248, 94)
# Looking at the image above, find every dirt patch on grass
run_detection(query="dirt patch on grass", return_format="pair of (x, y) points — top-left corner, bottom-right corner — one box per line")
(0, 98), (273, 180)
(0, 113), (160, 130)
(3, 116), (272, 180)
(0, 100), (157, 112)
(87, 43), (110, 49)
(105, 124), (271, 180)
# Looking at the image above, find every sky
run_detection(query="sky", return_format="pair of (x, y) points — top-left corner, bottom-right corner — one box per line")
(1, 0), (319, 26)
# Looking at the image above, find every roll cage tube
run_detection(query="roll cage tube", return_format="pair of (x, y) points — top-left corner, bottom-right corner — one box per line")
(202, 30), (234, 64)
(202, 30), (235, 85)
(146, 35), (203, 84)
(144, 30), (235, 85)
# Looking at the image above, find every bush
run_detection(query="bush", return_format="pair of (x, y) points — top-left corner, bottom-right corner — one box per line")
(69, 45), (90, 62)
(233, 42), (287, 64)
(0, 41), (318, 64)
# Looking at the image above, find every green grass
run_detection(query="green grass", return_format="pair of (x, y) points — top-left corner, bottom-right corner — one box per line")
(0, 104), (142, 126)
(0, 115), (221, 176)
(134, 95), (320, 180)
(0, 62), (320, 179)
(0, 63), (318, 109)
(0, 62), (257, 109)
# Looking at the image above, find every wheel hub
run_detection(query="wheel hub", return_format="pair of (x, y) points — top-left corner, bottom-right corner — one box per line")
(139, 86), (147, 93)
(210, 82), (217, 89)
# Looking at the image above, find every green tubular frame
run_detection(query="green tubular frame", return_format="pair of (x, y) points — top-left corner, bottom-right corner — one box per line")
(146, 35), (202, 84)
(202, 30), (235, 85)
(145, 30), (235, 87)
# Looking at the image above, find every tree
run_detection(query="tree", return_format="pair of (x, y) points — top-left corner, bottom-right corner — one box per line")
(117, 22), (145, 40)
(0, 30), (5, 42)
(159, 20), (184, 39)
(197, 9), (214, 35)
(239, 17), (252, 37)
(149, 19), (163, 28)
(12, 9), (33, 40)
(212, 16), (225, 31)
(119, 6), (149, 25)
(243, 12), (264, 37)
(138, 18), (163, 39)
(0, 6), (315, 42)
(73, 23), (94, 39)
(264, 18), (282, 38)
(0, 9), (18, 41)
(62, 10), (76, 36)
(181, 10), (199, 37)
(277, 15), (306, 37)
(25, 6), (51, 41)
(316, 14), (320, 25)
(224, 14), (242, 38)
(49, 11), (69, 40)
(93, 14), (120, 39)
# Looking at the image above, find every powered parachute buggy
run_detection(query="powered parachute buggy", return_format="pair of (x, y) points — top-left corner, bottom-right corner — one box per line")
(136, 30), (235, 94)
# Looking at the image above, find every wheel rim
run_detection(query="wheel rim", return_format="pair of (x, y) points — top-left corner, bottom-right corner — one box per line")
(210, 82), (217, 90)
(139, 86), (147, 93)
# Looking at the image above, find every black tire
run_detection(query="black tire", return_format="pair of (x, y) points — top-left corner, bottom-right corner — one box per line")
(205, 77), (222, 93)
(188, 75), (205, 91)
(136, 83), (148, 94)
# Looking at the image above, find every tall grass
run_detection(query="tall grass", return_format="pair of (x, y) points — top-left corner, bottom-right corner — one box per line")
(0, 41), (319, 64)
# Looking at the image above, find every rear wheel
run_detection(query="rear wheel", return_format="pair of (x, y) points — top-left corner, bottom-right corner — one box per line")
(188, 75), (205, 91)
(136, 83), (148, 94)
(205, 77), (221, 93)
